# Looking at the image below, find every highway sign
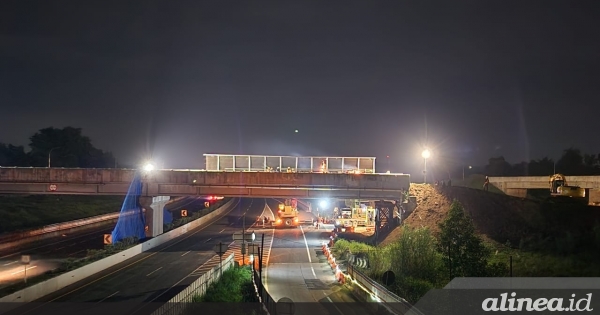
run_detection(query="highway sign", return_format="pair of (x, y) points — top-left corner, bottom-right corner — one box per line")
(181, 209), (188, 217)
(232, 232), (255, 242)
(49, 184), (57, 191)
(103, 234), (112, 244)
(248, 244), (260, 255)
(213, 242), (228, 256)
(21, 255), (30, 265)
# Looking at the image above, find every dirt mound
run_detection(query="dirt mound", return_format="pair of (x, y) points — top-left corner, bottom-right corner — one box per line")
(381, 184), (600, 247)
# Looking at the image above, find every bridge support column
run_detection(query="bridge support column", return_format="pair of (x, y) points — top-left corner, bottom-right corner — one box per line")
(505, 188), (528, 198)
(140, 196), (170, 238)
(588, 189), (600, 206)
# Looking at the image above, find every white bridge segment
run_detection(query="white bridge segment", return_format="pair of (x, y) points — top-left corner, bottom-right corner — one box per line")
(204, 154), (376, 174)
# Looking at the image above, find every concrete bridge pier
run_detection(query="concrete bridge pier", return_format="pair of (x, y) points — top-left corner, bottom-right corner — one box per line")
(140, 195), (170, 238)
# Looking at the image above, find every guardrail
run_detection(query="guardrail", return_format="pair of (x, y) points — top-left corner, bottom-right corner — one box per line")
(347, 264), (416, 314)
(253, 269), (276, 315)
(151, 253), (235, 315)
(0, 198), (237, 309)
(0, 212), (120, 251)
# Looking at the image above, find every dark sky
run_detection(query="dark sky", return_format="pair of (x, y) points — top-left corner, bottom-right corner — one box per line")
(1, 1), (599, 175)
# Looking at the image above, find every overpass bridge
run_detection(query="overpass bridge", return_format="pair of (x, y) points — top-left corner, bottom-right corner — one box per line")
(0, 167), (411, 237)
(489, 175), (600, 204)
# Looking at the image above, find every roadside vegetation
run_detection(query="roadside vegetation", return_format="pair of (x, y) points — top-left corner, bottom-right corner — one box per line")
(0, 194), (123, 234)
(189, 265), (262, 315)
(193, 265), (258, 302)
(335, 198), (600, 304)
(333, 200), (507, 304)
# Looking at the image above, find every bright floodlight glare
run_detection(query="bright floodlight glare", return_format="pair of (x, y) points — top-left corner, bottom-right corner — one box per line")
(421, 149), (431, 159)
(319, 200), (328, 208)
(143, 163), (155, 172)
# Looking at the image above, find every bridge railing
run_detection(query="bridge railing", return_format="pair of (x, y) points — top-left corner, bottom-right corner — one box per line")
(347, 264), (419, 314)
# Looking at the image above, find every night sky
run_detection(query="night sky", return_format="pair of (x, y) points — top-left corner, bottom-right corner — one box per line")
(1, 1), (599, 175)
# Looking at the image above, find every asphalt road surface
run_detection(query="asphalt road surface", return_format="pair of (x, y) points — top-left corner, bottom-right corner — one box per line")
(0, 196), (210, 289)
(264, 199), (374, 315)
(3, 198), (266, 315)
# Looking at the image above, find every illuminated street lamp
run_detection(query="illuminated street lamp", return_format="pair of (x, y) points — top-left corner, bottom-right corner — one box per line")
(463, 165), (472, 180)
(143, 163), (155, 172)
(421, 149), (431, 183)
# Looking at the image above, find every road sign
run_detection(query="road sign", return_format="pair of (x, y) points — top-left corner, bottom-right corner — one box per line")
(21, 255), (30, 264)
(49, 184), (57, 191)
(213, 242), (228, 256)
(232, 232), (255, 242)
(103, 234), (112, 244)
(181, 209), (188, 217)
(204, 201), (210, 207)
(248, 244), (260, 255)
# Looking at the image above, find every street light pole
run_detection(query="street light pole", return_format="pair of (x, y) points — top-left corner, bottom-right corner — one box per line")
(424, 158), (427, 183)
(48, 147), (61, 168)
(421, 149), (431, 184)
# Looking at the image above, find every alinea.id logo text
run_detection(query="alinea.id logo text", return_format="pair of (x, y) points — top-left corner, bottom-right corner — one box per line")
(482, 292), (593, 312)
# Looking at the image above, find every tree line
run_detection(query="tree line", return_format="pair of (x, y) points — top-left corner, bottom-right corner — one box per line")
(0, 127), (116, 168)
(481, 148), (600, 176)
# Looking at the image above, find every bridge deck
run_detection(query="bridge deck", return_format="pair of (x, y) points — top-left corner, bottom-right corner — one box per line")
(0, 168), (410, 199)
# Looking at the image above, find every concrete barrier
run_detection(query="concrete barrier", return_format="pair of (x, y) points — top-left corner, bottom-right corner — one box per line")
(0, 212), (120, 251)
(0, 198), (237, 305)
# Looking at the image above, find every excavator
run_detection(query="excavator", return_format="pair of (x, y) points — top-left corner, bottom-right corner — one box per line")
(548, 174), (587, 204)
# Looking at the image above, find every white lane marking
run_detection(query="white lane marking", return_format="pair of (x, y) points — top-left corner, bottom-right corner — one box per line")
(299, 225), (311, 263)
(219, 229), (225, 233)
(204, 238), (212, 243)
(2, 261), (18, 266)
(20, 199), (243, 315)
(96, 291), (119, 303)
(146, 267), (163, 277)
(10, 266), (37, 275)
(181, 251), (191, 257)
(311, 266), (317, 278)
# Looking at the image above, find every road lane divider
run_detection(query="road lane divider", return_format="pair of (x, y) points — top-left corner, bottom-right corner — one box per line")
(0, 198), (239, 310)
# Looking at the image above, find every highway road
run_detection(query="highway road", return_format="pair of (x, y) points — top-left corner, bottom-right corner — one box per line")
(3, 197), (266, 315)
(264, 199), (375, 315)
(0, 196), (212, 289)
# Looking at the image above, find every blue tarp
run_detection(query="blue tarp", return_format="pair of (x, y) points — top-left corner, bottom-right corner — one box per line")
(163, 207), (173, 225)
(111, 172), (146, 243)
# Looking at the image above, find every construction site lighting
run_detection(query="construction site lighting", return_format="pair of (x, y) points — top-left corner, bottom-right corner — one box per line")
(319, 199), (329, 208)
(421, 149), (431, 159)
(143, 163), (155, 172)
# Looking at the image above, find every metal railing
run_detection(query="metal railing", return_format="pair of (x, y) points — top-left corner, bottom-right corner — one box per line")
(151, 253), (235, 315)
(0, 212), (119, 244)
(347, 264), (416, 314)
(204, 154), (376, 173)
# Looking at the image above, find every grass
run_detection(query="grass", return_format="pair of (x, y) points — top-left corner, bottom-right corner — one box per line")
(0, 194), (123, 234)
(193, 265), (258, 303)
(452, 174), (504, 194)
